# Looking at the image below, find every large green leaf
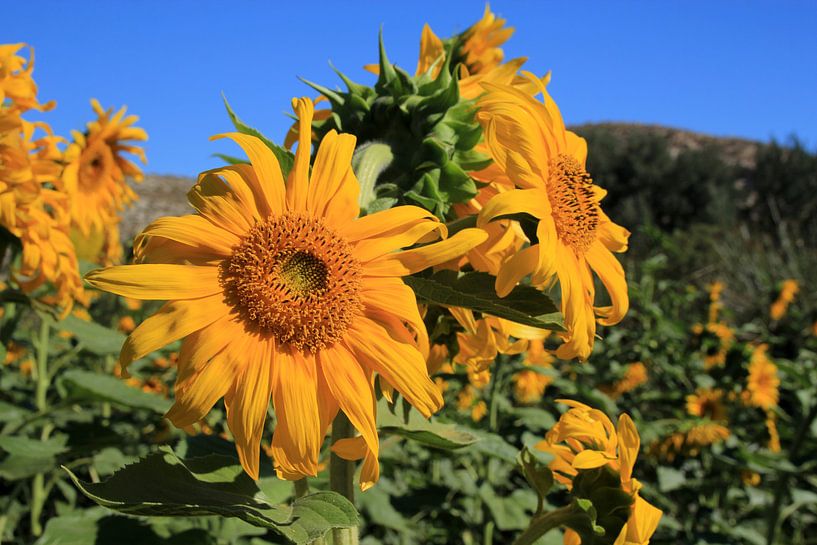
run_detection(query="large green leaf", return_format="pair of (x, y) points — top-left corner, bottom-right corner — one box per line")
(377, 398), (478, 449)
(58, 314), (126, 355)
(60, 370), (172, 414)
(404, 271), (564, 331)
(64, 447), (359, 544)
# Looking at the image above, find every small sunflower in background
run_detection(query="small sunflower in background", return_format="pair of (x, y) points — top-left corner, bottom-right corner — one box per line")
(62, 99), (147, 264)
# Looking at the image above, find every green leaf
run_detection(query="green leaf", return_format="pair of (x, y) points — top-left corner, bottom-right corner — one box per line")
(377, 398), (477, 449)
(222, 94), (295, 178)
(405, 271), (564, 331)
(518, 447), (554, 504)
(479, 483), (537, 531)
(60, 370), (172, 414)
(58, 315), (126, 355)
(64, 447), (359, 544)
(656, 466), (685, 492)
(0, 436), (65, 479)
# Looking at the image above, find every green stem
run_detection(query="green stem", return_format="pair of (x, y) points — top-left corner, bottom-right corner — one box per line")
(293, 478), (310, 499)
(766, 402), (817, 545)
(30, 319), (52, 537)
(488, 357), (506, 432)
(512, 505), (578, 545)
(329, 412), (358, 545)
(351, 142), (393, 213)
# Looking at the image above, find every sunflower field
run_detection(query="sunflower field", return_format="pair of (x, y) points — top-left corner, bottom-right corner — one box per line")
(2, 8), (816, 545)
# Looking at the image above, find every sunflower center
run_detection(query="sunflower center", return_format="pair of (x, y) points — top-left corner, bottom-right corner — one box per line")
(546, 154), (599, 253)
(221, 213), (363, 352)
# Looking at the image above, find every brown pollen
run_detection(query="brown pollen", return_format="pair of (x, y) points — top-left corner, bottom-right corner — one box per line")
(546, 154), (600, 254)
(221, 213), (363, 352)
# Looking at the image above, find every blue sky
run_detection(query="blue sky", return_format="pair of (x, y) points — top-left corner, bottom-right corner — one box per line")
(10, 1), (817, 175)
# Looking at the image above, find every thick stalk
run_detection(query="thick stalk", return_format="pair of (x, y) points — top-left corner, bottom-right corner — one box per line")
(30, 319), (52, 537)
(293, 478), (310, 499)
(329, 412), (358, 545)
(512, 505), (579, 545)
(766, 401), (817, 544)
(351, 142), (393, 213)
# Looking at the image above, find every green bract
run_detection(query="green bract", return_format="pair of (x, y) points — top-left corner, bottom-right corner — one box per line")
(302, 34), (490, 218)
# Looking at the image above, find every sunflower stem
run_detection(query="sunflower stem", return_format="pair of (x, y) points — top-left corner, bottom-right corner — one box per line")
(30, 318), (52, 537)
(329, 412), (356, 502)
(329, 412), (358, 544)
(293, 478), (310, 499)
(352, 142), (393, 214)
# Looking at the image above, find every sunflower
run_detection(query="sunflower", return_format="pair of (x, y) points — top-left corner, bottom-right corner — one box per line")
(476, 76), (630, 360)
(1, 108), (83, 315)
(686, 388), (727, 421)
(602, 362), (648, 399)
(537, 400), (662, 545)
(512, 339), (554, 404)
(745, 344), (779, 410)
(62, 99), (147, 263)
(85, 97), (486, 487)
(770, 279), (798, 320)
(457, 5), (514, 76)
(0, 44), (53, 113)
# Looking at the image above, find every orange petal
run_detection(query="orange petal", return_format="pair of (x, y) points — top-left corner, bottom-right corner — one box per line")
(85, 264), (222, 300)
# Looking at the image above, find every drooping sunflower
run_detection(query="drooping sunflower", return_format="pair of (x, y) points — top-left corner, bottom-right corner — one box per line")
(62, 99), (147, 263)
(1, 107), (83, 315)
(85, 98), (486, 486)
(476, 76), (630, 360)
(537, 400), (662, 545)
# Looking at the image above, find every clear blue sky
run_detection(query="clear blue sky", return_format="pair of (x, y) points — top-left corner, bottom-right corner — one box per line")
(10, 1), (817, 176)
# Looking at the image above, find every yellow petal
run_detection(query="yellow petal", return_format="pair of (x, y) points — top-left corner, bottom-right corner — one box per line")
(572, 449), (616, 469)
(187, 172), (253, 236)
(270, 347), (321, 479)
(365, 228), (488, 276)
(340, 205), (439, 243)
(362, 276), (429, 356)
(627, 495), (663, 543)
(345, 317), (442, 418)
(307, 129), (359, 225)
(553, 245), (596, 361)
(287, 97), (314, 211)
(477, 188), (549, 227)
(135, 215), (238, 257)
(119, 293), (229, 370)
(495, 244), (538, 297)
(165, 334), (247, 428)
(85, 264), (222, 300)
(617, 413), (640, 483)
(319, 345), (379, 460)
(225, 337), (274, 480)
(211, 133), (286, 215)
(331, 436), (367, 460)
(353, 220), (446, 264)
(597, 212), (630, 253)
(586, 241), (629, 326)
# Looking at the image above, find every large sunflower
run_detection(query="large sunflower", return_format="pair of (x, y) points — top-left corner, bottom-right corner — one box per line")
(62, 99), (147, 263)
(86, 98), (486, 485)
(475, 76), (630, 360)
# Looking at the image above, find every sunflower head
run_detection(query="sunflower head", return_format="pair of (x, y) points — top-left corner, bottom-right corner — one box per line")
(300, 34), (492, 218)
(745, 344), (780, 410)
(476, 76), (630, 360)
(537, 401), (662, 545)
(86, 96), (486, 486)
(62, 99), (147, 239)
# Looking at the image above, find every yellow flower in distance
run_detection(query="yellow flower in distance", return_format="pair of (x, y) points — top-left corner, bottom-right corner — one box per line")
(513, 339), (554, 404)
(62, 99), (147, 262)
(85, 98), (487, 485)
(769, 279), (798, 320)
(686, 388), (727, 421)
(476, 76), (630, 360)
(745, 344), (779, 410)
(537, 400), (662, 545)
